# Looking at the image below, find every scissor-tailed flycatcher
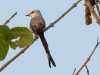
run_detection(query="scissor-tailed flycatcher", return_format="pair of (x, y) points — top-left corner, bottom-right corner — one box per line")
(26, 10), (56, 68)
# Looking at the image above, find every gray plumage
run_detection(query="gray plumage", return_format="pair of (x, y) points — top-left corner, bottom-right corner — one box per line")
(26, 10), (56, 68)
(30, 16), (45, 34)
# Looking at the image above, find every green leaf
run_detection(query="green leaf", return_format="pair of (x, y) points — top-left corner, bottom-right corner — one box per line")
(15, 40), (25, 48)
(0, 36), (9, 61)
(10, 27), (33, 48)
(0, 25), (11, 41)
(9, 42), (18, 49)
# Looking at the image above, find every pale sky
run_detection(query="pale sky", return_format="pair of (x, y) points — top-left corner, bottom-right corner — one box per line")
(0, 0), (100, 75)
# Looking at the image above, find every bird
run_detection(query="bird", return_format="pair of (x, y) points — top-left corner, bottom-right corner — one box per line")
(26, 10), (56, 68)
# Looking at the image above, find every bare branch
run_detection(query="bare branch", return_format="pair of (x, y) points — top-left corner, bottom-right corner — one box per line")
(72, 68), (76, 75)
(3, 12), (17, 25)
(0, 0), (81, 72)
(75, 38), (100, 75)
(0, 47), (29, 72)
(85, 0), (100, 25)
(95, 0), (100, 17)
(44, 0), (81, 31)
(85, 65), (89, 75)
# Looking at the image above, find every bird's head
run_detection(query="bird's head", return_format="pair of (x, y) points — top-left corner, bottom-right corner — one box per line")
(26, 10), (41, 18)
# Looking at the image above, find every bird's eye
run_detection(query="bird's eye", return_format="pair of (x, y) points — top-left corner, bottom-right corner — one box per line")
(32, 11), (34, 13)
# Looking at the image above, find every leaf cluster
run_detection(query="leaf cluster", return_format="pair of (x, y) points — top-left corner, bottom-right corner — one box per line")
(0, 25), (33, 60)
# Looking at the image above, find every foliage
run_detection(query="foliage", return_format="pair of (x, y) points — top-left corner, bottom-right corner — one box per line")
(0, 25), (33, 60)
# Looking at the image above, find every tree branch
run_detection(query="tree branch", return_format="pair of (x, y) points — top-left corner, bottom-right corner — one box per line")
(44, 0), (81, 31)
(75, 38), (100, 75)
(3, 12), (17, 25)
(0, 0), (81, 72)
(72, 68), (76, 75)
(85, 0), (100, 25)
(95, 0), (100, 17)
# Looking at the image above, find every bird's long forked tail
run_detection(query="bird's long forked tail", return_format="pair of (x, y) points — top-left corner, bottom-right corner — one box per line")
(37, 29), (56, 68)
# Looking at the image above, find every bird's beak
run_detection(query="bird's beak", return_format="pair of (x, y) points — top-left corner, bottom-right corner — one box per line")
(26, 14), (30, 16)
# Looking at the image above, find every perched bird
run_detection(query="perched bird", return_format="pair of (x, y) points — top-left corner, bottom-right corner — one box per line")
(26, 10), (56, 68)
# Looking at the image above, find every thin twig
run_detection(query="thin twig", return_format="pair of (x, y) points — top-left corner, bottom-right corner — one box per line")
(72, 68), (76, 75)
(3, 12), (17, 25)
(0, 0), (81, 72)
(85, 65), (89, 75)
(75, 38), (100, 75)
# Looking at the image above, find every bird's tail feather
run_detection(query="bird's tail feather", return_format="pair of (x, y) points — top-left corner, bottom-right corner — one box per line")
(37, 29), (56, 68)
